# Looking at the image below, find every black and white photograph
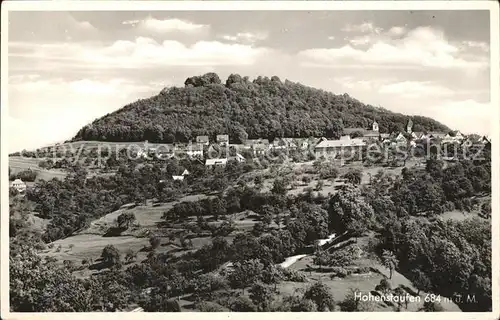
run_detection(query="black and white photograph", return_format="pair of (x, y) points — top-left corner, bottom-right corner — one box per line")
(2, 1), (499, 317)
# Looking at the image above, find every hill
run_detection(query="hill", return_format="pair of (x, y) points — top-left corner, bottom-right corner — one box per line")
(71, 73), (450, 144)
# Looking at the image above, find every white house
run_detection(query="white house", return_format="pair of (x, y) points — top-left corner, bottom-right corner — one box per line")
(137, 149), (147, 158)
(11, 179), (27, 193)
(182, 169), (190, 176)
(196, 135), (210, 145)
(205, 158), (228, 167)
(216, 134), (230, 146)
(172, 175), (185, 181)
(394, 133), (407, 143)
(314, 138), (365, 159)
(185, 144), (204, 158)
(231, 153), (246, 163)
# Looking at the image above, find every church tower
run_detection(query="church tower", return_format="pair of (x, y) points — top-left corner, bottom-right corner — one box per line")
(372, 120), (379, 132)
(406, 118), (413, 134)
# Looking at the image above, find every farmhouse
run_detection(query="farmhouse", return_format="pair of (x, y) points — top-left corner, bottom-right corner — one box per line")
(393, 132), (408, 144)
(270, 138), (288, 150)
(230, 153), (246, 163)
(172, 175), (184, 181)
(11, 178), (27, 193)
(243, 139), (270, 154)
(314, 138), (366, 159)
(196, 135), (210, 145)
(185, 144), (204, 158)
(216, 134), (229, 146)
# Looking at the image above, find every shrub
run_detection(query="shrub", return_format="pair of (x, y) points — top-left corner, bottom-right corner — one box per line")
(281, 268), (307, 282)
(330, 267), (350, 278)
(302, 176), (312, 185)
(228, 296), (258, 312)
(196, 301), (230, 312)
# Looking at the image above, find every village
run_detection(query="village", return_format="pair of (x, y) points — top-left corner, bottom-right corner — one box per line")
(136, 117), (489, 167)
(10, 118), (491, 194)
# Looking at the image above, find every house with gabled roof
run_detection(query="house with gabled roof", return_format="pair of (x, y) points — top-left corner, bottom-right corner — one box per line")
(230, 153), (246, 163)
(216, 134), (229, 146)
(11, 179), (27, 193)
(482, 135), (491, 145)
(428, 132), (447, 140)
(412, 132), (425, 140)
(270, 138), (288, 150)
(314, 138), (366, 159)
(442, 130), (464, 144)
(185, 143), (204, 158)
(196, 135), (210, 145)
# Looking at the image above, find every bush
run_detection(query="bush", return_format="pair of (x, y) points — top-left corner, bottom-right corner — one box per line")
(281, 268), (307, 282)
(228, 296), (258, 312)
(329, 267), (350, 278)
(196, 301), (230, 312)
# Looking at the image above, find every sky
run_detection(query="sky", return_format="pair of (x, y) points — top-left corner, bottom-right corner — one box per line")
(7, 10), (492, 152)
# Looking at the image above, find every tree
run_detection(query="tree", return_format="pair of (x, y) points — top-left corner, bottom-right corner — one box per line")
(125, 248), (137, 263)
(10, 247), (93, 312)
(229, 296), (258, 311)
(381, 250), (398, 279)
(117, 212), (136, 229)
(251, 222), (266, 236)
(393, 286), (407, 309)
(149, 236), (161, 250)
(315, 180), (324, 191)
(271, 177), (288, 195)
(410, 269), (432, 295)
(328, 185), (374, 235)
(194, 272), (229, 295)
(343, 168), (362, 185)
(375, 278), (392, 293)
(313, 246), (329, 271)
(289, 298), (317, 312)
(212, 219), (235, 237)
(101, 245), (121, 268)
(340, 288), (374, 311)
(228, 259), (264, 293)
(303, 282), (335, 311)
(196, 301), (229, 312)
(423, 301), (444, 312)
(249, 283), (274, 311)
(140, 289), (181, 312)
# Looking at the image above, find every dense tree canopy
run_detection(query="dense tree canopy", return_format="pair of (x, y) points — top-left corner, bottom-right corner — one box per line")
(72, 74), (449, 144)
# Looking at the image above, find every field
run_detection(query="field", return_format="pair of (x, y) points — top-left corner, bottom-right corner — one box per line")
(9, 156), (67, 181)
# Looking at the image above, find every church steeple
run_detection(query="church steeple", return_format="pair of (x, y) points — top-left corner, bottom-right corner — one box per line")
(406, 118), (413, 134)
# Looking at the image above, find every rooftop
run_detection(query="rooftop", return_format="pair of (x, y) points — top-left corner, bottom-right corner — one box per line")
(205, 158), (228, 165)
(315, 138), (366, 148)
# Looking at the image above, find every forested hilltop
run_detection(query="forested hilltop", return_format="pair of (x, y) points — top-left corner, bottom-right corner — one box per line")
(72, 73), (450, 144)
